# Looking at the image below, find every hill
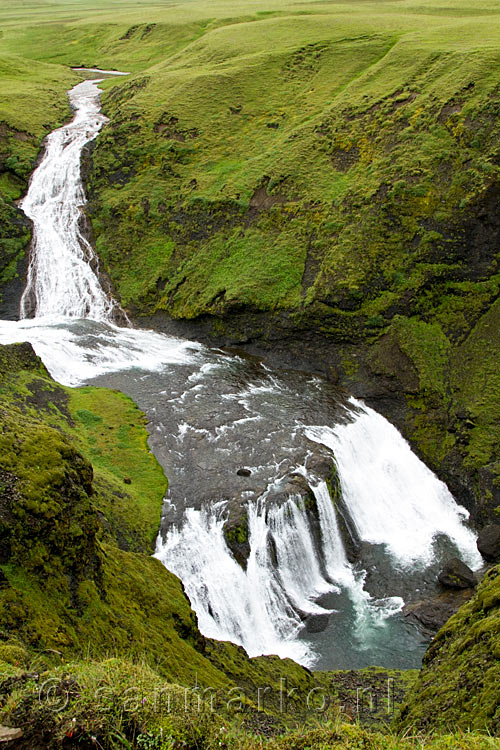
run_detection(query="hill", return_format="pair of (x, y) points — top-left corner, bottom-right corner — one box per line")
(0, 0), (498, 518)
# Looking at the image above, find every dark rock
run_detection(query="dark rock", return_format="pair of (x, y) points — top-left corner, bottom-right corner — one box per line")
(304, 453), (334, 480)
(304, 612), (330, 633)
(404, 588), (475, 635)
(267, 474), (313, 508)
(438, 557), (476, 589)
(123, 477), (132, 485)
(477, 524), (500, 561)
(237, 468), (251, 477)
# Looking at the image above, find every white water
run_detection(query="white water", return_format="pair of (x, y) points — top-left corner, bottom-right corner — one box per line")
(20, 80), (116, 320)
(155, 491), (340, 666)
(0, 317), (200, 386)
(1, 77), (200, 383)
(305, 398), (482, 570)
(0, 76), (483, 668)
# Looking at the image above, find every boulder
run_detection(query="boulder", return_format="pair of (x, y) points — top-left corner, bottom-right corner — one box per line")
(404, 588), (474, 635)
(438, 557), (476, 589)
(304, 612), (330, 633)
(477, 524), (500, 561)
(0, 726), (23, 743)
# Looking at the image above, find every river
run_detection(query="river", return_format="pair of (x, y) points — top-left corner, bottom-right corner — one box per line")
(0, 75), (482, 670)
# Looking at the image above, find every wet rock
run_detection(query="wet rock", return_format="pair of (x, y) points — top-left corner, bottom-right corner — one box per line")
(237, 468), (251, 477)
(304, 612), (330, 633)
(304, 453), (334, 481)
(267, 474), (313, 509)
(404, 588), (475, 635)
(438, 557), (476, 589)
(477, 524), (500, 561)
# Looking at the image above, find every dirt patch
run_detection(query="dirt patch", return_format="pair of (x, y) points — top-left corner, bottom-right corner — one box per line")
(331, 146), (359, 172)
(247, 177), (287, 222)
(438, 99), (463, 124)
(154, 114), (198, 141)
(21, 377), (74, 425)
(389, 89), (418, 110)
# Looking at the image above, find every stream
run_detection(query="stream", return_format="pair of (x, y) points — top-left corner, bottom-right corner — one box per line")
(0, 75), (482, 670)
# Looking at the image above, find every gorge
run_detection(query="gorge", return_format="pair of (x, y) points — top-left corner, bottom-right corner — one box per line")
(2, 0), (500, 745)
(0, 75), (482, 672)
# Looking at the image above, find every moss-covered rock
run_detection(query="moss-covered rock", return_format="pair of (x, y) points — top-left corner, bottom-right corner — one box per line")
(396, 564), (500, 734)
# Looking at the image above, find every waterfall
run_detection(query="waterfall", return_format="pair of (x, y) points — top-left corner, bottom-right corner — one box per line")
(155, 477), (407, 667)
(0, 74), (482, 670)
(155, 498), (325, 666)
(155, 397), (481, 667)
(20, 79), (116, 321)
(305, 398), (482, 570)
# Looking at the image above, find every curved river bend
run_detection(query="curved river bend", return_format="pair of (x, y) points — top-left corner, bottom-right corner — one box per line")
(0, 76), (482, 669)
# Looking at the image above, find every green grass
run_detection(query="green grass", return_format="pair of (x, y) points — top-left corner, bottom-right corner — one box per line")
(0, 656), (498, 749)
(2, 2), (500, 743)
(69, 386), (167, 551)
(0, 342), (335, 702)
(397, 565), (500, 736)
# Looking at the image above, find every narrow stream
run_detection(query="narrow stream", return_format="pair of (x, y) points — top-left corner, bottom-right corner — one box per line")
(0, 76), (482, 670)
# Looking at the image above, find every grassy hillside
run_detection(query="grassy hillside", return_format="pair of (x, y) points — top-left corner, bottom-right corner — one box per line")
(397, 563), (500, 736)
(0, 342), (320, 693)
(2, 340), (480, 749)
(84, 1), (500, 522)
(2, 5), (500, 744)
(1, 0), (500, 512)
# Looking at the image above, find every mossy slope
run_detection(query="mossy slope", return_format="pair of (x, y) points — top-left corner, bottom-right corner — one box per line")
(0, 656), (497, 749)
(397, 564), (500, 735)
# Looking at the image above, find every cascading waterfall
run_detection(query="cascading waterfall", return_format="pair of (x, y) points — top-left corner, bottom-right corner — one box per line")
(155, 491), (336, 666)
(0, 74), (484, 670)
(20, 79), (116, 321)
(305, 398), (482, 570)
(155, 399), (481, 667)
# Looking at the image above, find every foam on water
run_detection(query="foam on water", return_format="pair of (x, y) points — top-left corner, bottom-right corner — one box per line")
(305, 398), (482, 570)
(0, 318), (200, 387)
